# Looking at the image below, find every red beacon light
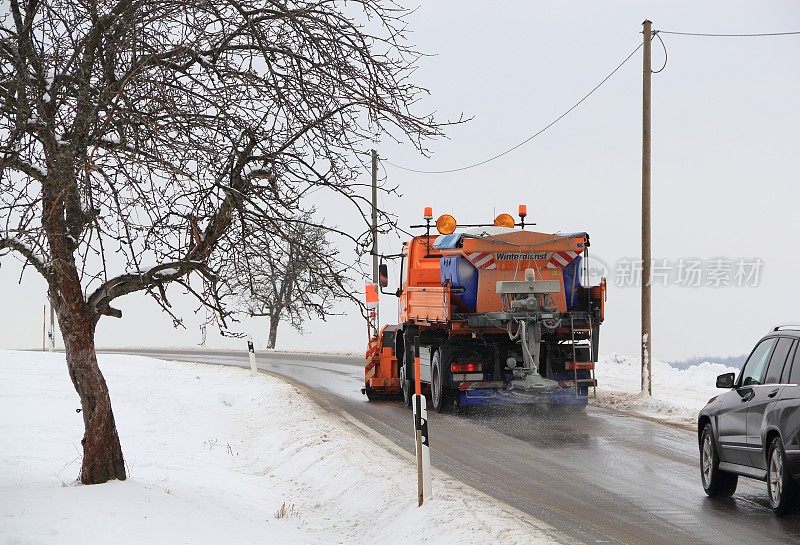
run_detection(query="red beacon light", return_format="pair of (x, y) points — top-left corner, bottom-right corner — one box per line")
(518, 204), (527, 229)
(423, 206), (433, 220)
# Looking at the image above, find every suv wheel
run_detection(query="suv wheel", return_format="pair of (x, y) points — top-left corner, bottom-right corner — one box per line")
(767, 436), (798, 515)
(700, 423), (738, 497)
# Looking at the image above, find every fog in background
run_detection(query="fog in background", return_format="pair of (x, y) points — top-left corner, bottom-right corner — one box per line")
(2, 1), (798, 362)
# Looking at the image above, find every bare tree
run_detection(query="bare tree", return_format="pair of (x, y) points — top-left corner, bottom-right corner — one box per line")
(0, 0), (447, 484)
(236, 223), (347, 349)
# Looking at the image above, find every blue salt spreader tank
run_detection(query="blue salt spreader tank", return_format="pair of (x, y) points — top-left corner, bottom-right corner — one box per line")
(440, 256), (478, 312)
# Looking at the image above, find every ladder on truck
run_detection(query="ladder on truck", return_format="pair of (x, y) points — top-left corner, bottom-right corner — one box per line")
(569, 313), (597, 398)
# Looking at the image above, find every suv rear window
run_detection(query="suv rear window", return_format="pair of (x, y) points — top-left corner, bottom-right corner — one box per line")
(740, 338), (777, 386)
(764, 337), (793, 384)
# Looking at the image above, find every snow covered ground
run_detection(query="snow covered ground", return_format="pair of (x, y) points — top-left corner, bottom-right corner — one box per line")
(0, 350), (566, 545)
(593, 353), (739, 428)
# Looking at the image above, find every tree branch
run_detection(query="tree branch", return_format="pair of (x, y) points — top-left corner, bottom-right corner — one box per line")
(0, 153), (46, 181)
(0, 235), (50, 278)
(86, 261), (212, 320)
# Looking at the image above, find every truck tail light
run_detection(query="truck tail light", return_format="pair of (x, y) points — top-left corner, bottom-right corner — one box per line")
(451, 362), (481, 373)
(566, 361), (594, 370)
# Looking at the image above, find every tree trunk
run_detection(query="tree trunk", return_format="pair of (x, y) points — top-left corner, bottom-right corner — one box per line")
(42, 162), (126, 485)
(267, 315), (280, 349)
(58, 299), (127, 484)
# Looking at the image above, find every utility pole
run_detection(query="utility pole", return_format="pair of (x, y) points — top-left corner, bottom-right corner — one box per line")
(641, 20), (653, 395)
(370, 149), (379, 335)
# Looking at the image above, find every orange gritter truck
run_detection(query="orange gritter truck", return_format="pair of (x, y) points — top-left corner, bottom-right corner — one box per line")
(363, 206), (606, 412)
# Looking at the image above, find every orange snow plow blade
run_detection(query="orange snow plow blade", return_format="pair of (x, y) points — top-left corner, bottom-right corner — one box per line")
(363, 326), (401, 397)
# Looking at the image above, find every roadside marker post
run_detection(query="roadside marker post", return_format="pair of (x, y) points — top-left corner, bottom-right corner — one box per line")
(413, 353), (431, 506)
(247, 335), (257, 374)
(48, 300), (55, 352)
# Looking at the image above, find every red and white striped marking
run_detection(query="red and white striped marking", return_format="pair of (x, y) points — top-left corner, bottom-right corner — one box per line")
(545, 251), (580, 269)
(466, 252), (497, 270)
(467, 250), (581, 270)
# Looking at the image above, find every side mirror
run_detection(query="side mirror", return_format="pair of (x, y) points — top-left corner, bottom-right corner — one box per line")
(378, 263), (389, 288)
(716, 372), (735, 389)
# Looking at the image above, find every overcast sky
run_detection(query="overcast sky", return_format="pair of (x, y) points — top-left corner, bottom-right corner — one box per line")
(2, 1), (799, 362)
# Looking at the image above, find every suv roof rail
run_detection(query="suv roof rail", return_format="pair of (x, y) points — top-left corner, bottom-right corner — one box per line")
(773, 324), (800, 332)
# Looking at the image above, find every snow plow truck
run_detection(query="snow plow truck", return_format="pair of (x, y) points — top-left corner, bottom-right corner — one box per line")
(363, 206), (606, 412)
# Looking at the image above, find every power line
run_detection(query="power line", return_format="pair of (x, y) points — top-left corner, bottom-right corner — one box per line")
(385, 41), (644, 175)
(651, 32), (668, 74)
(658, 30), (800, 37)
(649, 25), (800, 77)
(385, 27), (800, 175)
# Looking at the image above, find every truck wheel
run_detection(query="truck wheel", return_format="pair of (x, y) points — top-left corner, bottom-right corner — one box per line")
(767, 436), (798, 515)
(402, 329), (417, 408)
(431, 350), (452, 413)
(700, 423), (738, 497)
(400, 363), (412, 407)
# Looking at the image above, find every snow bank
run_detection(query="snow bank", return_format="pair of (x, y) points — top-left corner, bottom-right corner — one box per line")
(0, 350), (561, 545)
(594, 352), (739, 428)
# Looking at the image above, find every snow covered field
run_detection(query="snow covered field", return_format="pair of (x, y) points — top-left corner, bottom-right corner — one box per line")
(0, 350), (565, 545)
(593, 353), (739, 428)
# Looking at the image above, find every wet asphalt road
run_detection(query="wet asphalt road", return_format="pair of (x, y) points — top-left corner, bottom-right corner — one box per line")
(106, 348), (800, 545)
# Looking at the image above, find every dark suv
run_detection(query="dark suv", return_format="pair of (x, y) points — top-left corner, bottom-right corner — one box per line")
(698, 326), (800, 515)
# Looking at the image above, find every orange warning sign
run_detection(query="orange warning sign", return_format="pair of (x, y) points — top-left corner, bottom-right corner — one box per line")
(365, 282), (379, 309)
